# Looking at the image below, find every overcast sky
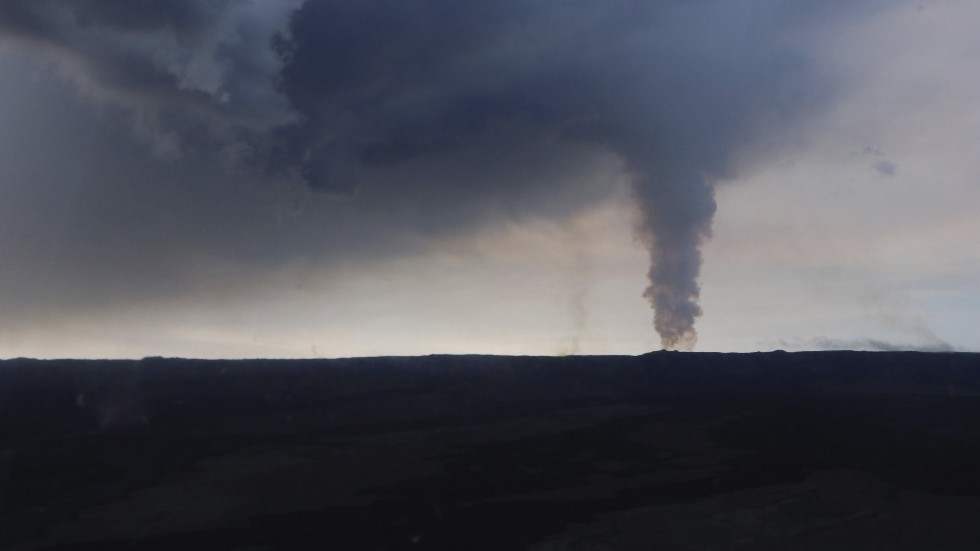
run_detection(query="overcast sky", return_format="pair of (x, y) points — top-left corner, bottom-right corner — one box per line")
(0, 0), (977, 359)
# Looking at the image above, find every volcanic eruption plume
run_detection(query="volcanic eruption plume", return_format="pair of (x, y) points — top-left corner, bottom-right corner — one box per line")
(0, 0), (830, 349)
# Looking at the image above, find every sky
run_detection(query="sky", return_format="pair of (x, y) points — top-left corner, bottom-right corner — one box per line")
(0, 0), (977, 359)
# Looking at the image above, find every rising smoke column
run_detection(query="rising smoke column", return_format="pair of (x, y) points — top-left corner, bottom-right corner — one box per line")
(0, 0), (825, 349)
(635, 173), (716, 350)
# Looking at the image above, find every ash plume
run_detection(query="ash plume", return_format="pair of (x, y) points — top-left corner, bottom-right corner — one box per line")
(0, 1), (850, 349)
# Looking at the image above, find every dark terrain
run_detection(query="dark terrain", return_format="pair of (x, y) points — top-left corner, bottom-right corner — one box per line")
(2, 351), (980, 550)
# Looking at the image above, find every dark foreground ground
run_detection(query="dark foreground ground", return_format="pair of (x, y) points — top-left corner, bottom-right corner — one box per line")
(3, 351), (980, 550)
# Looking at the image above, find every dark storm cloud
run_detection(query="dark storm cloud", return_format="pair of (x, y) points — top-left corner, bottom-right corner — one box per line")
(0, 0), (297, 161)
(0, 0), (900, 348)
(0, 1), (226, 94)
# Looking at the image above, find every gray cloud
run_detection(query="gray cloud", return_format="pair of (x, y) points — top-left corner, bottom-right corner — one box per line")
(0, 0), (299, 160)
(0, 0), (900, 349)
(851, 145), (898, 177)
(873, 160), (898, 177)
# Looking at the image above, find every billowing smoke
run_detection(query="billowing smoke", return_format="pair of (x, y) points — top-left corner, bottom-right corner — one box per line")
(0, 1), (840, 349)
(635, 174), (715, 350)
